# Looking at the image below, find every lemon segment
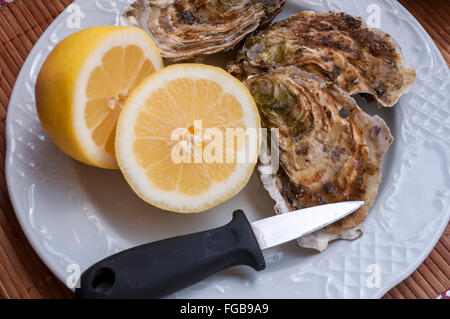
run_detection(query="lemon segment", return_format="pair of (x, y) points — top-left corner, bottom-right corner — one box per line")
(115, 64), (261, 212)
(36, 26), (163, 169)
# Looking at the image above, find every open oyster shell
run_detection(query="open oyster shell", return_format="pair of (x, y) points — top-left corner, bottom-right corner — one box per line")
(246, 67), (393, 251)
(229, 11), (416, 107)
(122, 0), (286, 61)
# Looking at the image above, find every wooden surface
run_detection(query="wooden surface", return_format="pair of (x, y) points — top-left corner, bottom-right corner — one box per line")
(0, 0), (448, 299)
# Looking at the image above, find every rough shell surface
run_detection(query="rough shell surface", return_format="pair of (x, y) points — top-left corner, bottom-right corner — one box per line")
(229, 11), (416, 107)
(247, 67), (393, 251)
(122, 0), (286, 61)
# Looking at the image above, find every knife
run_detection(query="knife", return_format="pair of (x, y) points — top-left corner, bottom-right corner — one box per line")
(76, 201), (364, 299)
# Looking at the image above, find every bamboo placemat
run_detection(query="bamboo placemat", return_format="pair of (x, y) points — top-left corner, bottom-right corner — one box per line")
(0, 0), (448, 299)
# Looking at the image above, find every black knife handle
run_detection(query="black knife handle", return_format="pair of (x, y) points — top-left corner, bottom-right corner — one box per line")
(76, 210), (265, 299)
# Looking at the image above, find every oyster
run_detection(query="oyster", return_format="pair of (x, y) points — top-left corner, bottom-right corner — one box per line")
(229, 11), (416, 107)
(121, 0), (286, 61)
(246, 67), (393, 251)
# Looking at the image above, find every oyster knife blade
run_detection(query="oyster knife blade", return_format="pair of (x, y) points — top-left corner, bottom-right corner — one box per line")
(251, 201), (364, 250)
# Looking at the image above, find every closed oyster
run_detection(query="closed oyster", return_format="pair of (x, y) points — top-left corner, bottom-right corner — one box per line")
(121, 0), (285, 61)
(246, 67), (393, 251)
(229, 11), (416, 107)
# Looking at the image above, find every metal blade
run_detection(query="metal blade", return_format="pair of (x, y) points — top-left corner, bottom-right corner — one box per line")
(251, 201), (364, 250)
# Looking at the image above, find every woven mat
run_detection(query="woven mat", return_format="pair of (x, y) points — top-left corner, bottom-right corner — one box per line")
(0, 0), (448, 299)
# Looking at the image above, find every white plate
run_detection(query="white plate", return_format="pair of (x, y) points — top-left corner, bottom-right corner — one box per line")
(5, 0), (450, 298)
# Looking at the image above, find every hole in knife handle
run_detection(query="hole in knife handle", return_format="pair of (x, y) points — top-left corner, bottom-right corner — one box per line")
(91, 268), (115, 293)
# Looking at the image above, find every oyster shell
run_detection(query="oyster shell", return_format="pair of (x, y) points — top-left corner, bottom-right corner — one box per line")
(246, 67), (393, 251)
(229, 11), (416, 107)
(122, 0), (286, 61)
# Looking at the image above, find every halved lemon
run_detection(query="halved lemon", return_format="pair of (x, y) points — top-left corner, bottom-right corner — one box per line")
(115, 64), (261, 212)
(36, 26), (163, 169)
